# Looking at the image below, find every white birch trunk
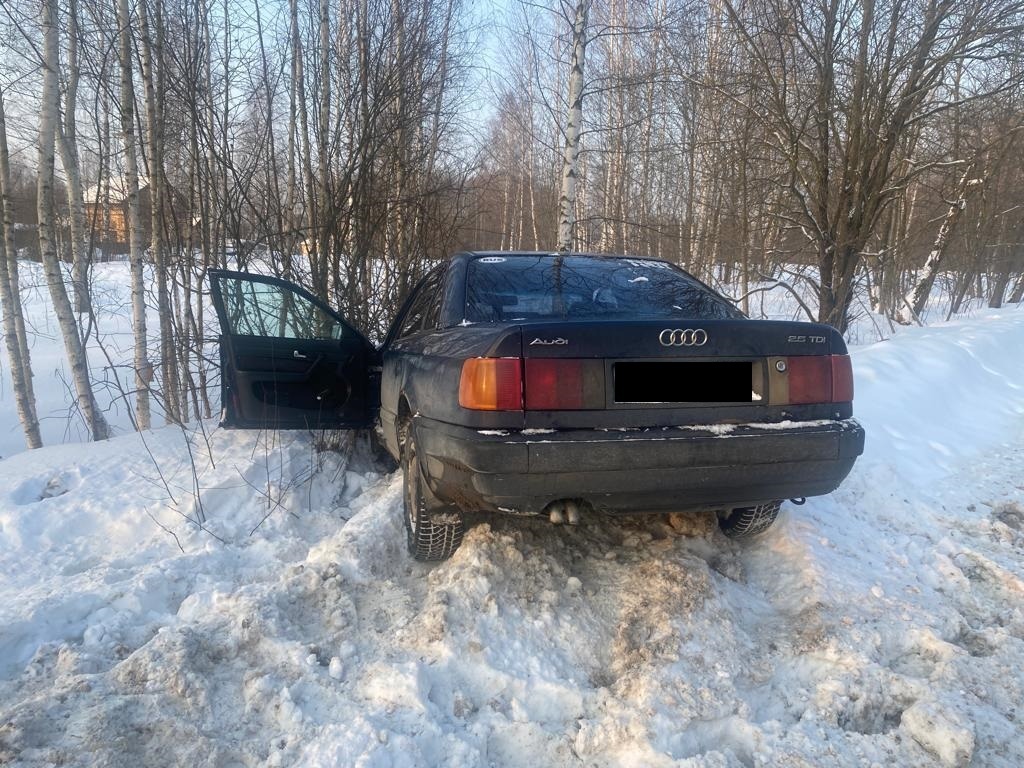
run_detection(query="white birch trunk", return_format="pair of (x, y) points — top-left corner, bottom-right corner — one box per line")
(1010, 274), (1024, 304)
(118, 0), (152, 429)
(556, 0), (591, 253)
(60, 1), (90, 315)
(899, 166), (981, 324)
(314, 0), (331, 297)
(140, 0), (180, 424)
(0, 88), (34, 398)
(526, 51), (540, 250)
(295, 6), (317, 286)
(285, 0), (300, 275)
(37, 0), (109, 442)
(0, 88), (42, 449)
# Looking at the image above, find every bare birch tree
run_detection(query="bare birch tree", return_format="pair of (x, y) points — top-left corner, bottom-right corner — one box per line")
(37, 0), (109, 441)
(0, 86), (42, 450)
(139, 0), (181, 424)
(58, 0), (91, 315)
(556, 0), (591, 252)
(900, 164), (984, 323)
(118, 0), (153, 429)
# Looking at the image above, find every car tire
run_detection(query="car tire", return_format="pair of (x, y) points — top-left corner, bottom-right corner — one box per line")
(718, 501), (782, 539)
(400, 422), (464, 562)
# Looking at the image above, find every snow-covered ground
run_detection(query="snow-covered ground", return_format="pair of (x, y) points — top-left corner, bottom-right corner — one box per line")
(1, 262), (1023, 766)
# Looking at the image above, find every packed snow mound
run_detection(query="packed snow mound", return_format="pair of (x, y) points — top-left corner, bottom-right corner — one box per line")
(0, 307), (1023, 767)
(853, 309), (1024, 483)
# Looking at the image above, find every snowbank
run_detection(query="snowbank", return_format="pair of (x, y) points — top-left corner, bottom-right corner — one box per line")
(0, 304), (1022, 766)
(853, 309), (1024, 483)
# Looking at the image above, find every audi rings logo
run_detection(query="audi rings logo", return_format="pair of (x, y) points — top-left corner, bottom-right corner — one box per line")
(658, 328), (708, 347)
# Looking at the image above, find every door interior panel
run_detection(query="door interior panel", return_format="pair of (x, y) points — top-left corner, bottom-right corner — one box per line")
(224, 336), (370, 429)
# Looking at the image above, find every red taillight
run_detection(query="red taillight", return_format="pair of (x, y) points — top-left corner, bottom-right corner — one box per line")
(459, 358), (522, 410)
(787, 356), (831, 404)
(786, 354), (853, 404)
(831, 354), (854, 402)
(524, 359), (585, 410)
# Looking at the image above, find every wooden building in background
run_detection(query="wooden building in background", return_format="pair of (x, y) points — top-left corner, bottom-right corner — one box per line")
(82, 177), (150, 246)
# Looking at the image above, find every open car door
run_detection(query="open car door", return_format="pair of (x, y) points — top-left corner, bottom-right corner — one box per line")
(209, 270), (378, 429)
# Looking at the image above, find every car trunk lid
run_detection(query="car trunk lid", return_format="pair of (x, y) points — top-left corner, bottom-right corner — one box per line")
(516, 318), (848, 427)
(520, 319), (838, 359)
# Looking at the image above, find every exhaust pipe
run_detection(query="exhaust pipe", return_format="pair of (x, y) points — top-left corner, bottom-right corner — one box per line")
(548, 501), (565, 525)
(565, 500), (580, 525)
(547, 499), (581, 525)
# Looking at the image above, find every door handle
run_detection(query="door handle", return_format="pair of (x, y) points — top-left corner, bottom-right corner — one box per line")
(293, 350), (308, 360)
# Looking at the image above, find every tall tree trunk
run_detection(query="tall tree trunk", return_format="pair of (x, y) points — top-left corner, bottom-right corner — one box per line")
(296, 6), (318, 291)
(988, 214), (1012, 309)
(0, 88), (42, 449)
(526, 49), (541, 250)
(556, 0), (591, 252)
(900, 164), (982, 323)
(314, 0), (332, 299)
(37, 0), (109, 442)
(254, 0), (286, 275)
(284, 0), (300, 279)
(988, 251), (1012, 308)
(140, 0), (180, 424)
(60, 0), (91, 315)
(1008, 271), (1024, 304)
(118, 0), (152, 429)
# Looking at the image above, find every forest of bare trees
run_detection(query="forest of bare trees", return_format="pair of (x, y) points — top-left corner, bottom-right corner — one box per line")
(0, 0), (1022, 450)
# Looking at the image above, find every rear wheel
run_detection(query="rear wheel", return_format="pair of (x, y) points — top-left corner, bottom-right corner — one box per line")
(718, 501), (782, 539)
(400, 421), (463, 562)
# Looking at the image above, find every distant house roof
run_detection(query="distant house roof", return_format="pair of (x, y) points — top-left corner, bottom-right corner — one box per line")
(82, 176), (149, 205)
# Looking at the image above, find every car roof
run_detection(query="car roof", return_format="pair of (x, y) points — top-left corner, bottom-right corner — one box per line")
(452, 250), (686, 269)
(451, 250), (706, 280)
(456, 250), (671, 261)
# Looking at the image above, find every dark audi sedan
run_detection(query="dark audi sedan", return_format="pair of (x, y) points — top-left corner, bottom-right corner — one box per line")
(210, 252), (864, 561)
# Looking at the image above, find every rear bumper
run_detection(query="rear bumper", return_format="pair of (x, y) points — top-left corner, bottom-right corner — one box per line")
(415, 417), (865, 515)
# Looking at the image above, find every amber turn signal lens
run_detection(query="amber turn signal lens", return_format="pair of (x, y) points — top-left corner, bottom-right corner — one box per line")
(459, 358), (523, 410)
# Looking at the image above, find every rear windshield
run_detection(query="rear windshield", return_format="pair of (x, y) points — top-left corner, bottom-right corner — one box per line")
(465, 255), (743, 322)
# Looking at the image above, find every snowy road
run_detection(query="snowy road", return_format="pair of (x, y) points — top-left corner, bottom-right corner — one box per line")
(1, 309), (1023, 767)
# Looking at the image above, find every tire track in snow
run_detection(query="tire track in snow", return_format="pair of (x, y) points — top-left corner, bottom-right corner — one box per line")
(350, 507), (831, 766)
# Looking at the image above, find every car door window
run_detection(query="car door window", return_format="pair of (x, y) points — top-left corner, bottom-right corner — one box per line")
(397, 271), (444, 339)
(421, 281), (443, 330)
(218, 276), (345, 340)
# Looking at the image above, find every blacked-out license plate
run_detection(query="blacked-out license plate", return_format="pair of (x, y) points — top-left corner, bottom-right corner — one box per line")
(614, 361), (753, 403)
